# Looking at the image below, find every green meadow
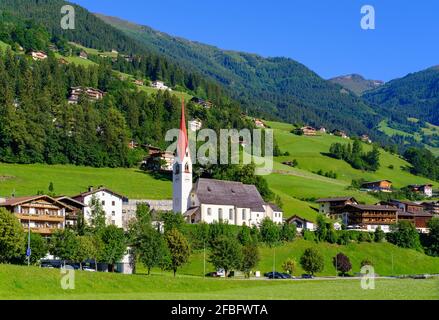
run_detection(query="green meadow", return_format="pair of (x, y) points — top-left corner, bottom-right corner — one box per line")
(0, 264), (438, 300)
(180, 239), (439, 278)
(379, 119), (439, 156)
(0, 163), (172, 199)
(263, 120), (437, 220)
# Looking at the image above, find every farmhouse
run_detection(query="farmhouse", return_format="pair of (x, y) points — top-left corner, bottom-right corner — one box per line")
(128, 140), (139, 150)
(68, 87), (105, 104)
(189, 119), (202, 132)
(173, 100), (283, 226)
(151, 80), (171, 90)
(332, 129), (348, 139)
(133, 79), (144, 86)
(379, 200), (433, 233)
(29, 50), (48, 61)
(422, 201), (439, 215)
(190, 97), (212, 109)
(339, 204), (399, 233)
(286, 215), (315, 231)
(316, 196), (358, 216)
(72, 186), (125, 229)
(381, 200), (424, 214)
(407, 184), (433, 197)
(361, 180), (392, 192)
(56, 196), (87, 228)
(300, 126), (317, 136)
(0, 195), (70, 236)
(397, 211), (433, 233)
(254, 119), (266, 128)
(79, 50), (88, 59)
(318, 127), (326, 133)
(144, 151), (175, 172)
(361, 134), (372, 144)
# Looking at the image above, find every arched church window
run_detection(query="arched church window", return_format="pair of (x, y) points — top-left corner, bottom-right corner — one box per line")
(184, 162), (190, 173)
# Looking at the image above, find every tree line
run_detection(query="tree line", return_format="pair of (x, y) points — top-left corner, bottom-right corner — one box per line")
(329, 139), (380, 171)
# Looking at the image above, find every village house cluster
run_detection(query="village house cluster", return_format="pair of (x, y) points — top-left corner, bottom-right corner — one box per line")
(316, 195), (437, 233)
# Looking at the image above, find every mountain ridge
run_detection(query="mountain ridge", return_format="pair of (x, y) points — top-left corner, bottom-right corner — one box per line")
(97, 13), (383, 140)
(329, 74), (384, 96)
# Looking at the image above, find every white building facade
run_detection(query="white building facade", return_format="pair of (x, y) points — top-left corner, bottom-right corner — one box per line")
(73, 187), (124, 228)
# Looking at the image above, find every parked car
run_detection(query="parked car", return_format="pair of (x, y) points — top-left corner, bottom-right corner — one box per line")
(266, 272), (288, 279)
(301, 274), (314, 279)
(40, 264), (54, 269)
(65, 264), (80, 270)
(206, 269), (226, 278)
(281, 273), (293, 279)
(82, 266), (96, 272)
(216, 269), (226, 278)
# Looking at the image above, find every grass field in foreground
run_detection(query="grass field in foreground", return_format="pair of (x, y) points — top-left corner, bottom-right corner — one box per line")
(0, 264), (438, 300)
(0, 163), (172, 199)
(179, 239), (439, 277)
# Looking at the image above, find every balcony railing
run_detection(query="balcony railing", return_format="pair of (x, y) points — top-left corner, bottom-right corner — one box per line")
(16, 213), (64, 222)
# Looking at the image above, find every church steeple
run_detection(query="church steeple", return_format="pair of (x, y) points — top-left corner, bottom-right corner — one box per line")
(177, 98), (189, 163)
(172, 98), (193, 214)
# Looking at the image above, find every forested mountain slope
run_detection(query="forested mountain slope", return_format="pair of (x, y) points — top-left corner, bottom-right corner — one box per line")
(98, 14), (382, 138)
(364, 66), (439, 126)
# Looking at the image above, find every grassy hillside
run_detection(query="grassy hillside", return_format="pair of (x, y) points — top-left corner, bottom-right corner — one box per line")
(180, 239), (439, 277)
(0, 119), (436, 221)
(264, 120), (437, 220)
(268, 120), (436, 188)
(0, 163), (172, 199)
(0, 264), (438, 300)
(379, 119), (439, 156)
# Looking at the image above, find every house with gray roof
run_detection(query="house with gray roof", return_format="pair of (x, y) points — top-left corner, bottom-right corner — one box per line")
(184, 178), (283, 226)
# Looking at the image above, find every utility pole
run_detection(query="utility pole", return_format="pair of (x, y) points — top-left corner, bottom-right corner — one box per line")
(273, 247), (276, 274)
(27, 218), (31, 266)
(203, 241), (206, 279)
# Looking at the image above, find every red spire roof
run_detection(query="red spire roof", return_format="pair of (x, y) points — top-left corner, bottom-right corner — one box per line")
(177, 98), (188, 162)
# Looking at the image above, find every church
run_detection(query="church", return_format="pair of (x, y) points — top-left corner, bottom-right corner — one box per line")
(172, 101), (283, 226)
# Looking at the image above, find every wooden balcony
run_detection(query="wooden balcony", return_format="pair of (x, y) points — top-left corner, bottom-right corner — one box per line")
(16, 213), (64, 223)
(30, 227), (61, 235)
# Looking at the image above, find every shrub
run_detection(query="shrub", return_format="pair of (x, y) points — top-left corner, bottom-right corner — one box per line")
(282, 258), (297, 275)
(333, 253), (352, 276)
(300, 247), (324, 275)
(360, 259), (374, 268)
(303, 230), (316, 242)
(374, 227), (385, 242)
(336, 231), (350, 245)
(0, 208), (25, 263)
(260, 218), (280, 246)
(387, 221), (422, 251)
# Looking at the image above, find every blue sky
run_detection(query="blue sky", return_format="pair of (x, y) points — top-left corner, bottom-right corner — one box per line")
(71, 0), (439, 81)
